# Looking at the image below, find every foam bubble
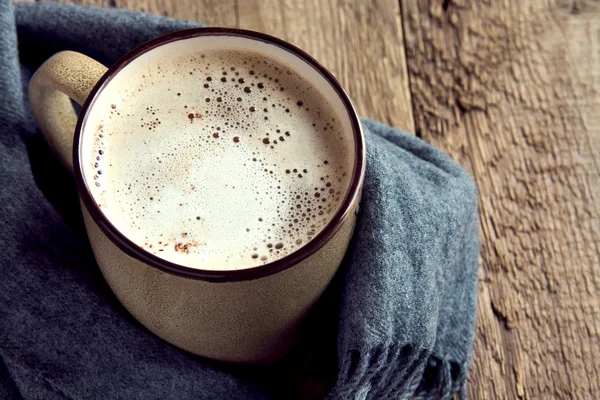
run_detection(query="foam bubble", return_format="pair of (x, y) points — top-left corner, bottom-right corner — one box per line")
(83, 49), (353, 270)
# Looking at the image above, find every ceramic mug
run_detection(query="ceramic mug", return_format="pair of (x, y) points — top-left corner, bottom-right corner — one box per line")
(29, 28), (365, 363)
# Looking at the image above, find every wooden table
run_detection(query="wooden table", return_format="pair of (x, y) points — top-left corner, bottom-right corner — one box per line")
(24, 0), (600, 398)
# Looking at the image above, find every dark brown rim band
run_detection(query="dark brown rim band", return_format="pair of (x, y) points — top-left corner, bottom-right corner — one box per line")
(73, 28), (365, 282)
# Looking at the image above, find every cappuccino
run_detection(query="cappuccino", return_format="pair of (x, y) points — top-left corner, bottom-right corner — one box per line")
(82, 47), (353, 270)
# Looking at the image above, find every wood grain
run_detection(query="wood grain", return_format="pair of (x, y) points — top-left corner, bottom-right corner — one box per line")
(400, 0), (600, 398)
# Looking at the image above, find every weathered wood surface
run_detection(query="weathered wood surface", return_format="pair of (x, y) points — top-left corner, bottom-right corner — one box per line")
(400, 1), (600, 399)
(19, 0), (600, 398)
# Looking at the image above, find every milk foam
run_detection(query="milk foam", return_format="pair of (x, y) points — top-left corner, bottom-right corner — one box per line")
(83, 48), (353, 270)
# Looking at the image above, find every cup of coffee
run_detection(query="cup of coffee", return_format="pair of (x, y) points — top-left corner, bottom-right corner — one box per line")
(29, 28), (365, 363)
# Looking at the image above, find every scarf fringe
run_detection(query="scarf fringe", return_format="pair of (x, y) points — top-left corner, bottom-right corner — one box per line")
(328, 346), (469, 400)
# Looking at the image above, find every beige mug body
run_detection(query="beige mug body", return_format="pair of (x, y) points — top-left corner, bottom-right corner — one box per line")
(29, 28), (365, 363)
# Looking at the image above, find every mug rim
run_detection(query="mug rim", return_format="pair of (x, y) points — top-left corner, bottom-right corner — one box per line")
(74, 27), (366, 282)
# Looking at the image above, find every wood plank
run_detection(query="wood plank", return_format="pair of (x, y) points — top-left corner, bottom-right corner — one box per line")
(28, 0), (237, 27)
(400, 1), (600, 398)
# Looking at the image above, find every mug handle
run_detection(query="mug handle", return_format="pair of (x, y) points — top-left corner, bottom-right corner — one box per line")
(29, 51), (108, 174)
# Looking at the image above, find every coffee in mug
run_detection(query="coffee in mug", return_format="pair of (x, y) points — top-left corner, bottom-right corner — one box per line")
(29, 29), (365, 362)
(83, 49), (353, 270)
